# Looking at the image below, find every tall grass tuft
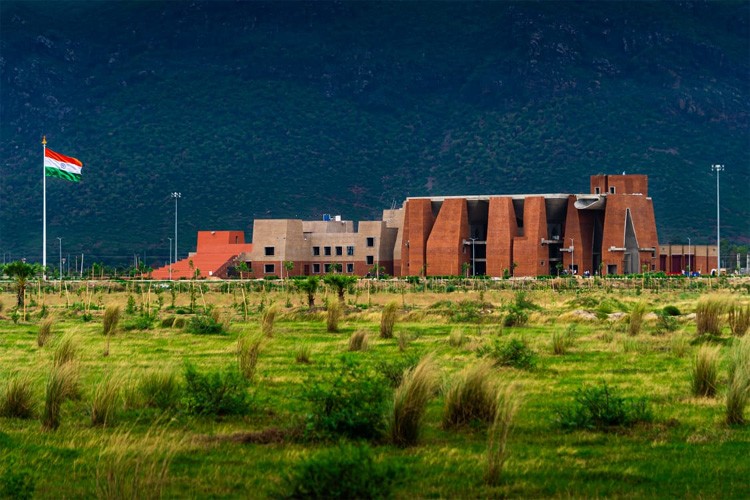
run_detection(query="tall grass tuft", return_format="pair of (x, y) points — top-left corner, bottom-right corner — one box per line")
(551, 329), (567, 355)
(380, 301), (398, 339)
(102, 305), (121, 336)
(348, 330), (370, 352)
(326, 299), (341, 333)
(728, 303), (750, 337)
(261, 304), (278, 338)
(237, 334), (264, 380)
(628, 302), (646, 336)
(42, 362), (79, 430)
(91, 376), (121, 427)
(294, 343), (312, 364)
(695, 298), (725, 336)
(671, 334), (690, 358)
(726, 336), (750, 424)
(448, 328), (466, 348)
(691, 344), (721, 397)
(485, 383), (522, 486)
(0, 374), (35, 419)
(443, 360), (497, 428)
(139, 370), (181, 411)
(53, 334), (77, 367)
(37, 317), (54, 347)
(397, 330), (408, 352)
(390, 355), (439, 447)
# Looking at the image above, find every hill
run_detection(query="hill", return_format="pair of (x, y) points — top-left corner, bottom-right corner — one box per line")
(1, 1), (748, 268)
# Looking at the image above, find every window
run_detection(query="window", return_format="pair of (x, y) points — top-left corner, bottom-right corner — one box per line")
(366, 255), (374, 265)
(324, 263), (332, 273)
(595, 187), (600, 194)
(312, 246), (320, 256)
(366, 237), (375, 247)
(346, 263), (354, 273)
(540, 261), (545, 266)
(609, 186), (616, 194)
(346, 245), (354, 256)
(264, 246), (275, 256)
(264, 264), (275, 274)
(324, 246), (332, 256)
(335, 246), (343, 256)
(312, 263), (320, 273)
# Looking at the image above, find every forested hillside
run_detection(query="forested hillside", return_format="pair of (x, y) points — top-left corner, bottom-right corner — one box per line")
(1, 1), (748, 267)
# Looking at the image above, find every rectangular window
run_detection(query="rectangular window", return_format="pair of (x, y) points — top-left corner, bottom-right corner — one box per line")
(366, 255), (374, 265)
(312, 263), (320, 273)
(595, 187), (600, 194)
(264, 264), (275, 274)
(346, 263), (354, 273)
(335, 246), (343, 256)
(324, 263), (332, 273)
(346, 245), (355, 256)
(312, 246), (320, 256)
(264, 246), (275, 256)
(324, 246), (332, 256)
(366, 237), (375, 247)
(609, 186), (616, 194)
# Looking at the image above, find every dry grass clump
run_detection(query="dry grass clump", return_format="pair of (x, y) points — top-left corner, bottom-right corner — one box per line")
(348, 331), (370, 352)
(294, 343), (312, 364)
(628, 302), (647, 336)
(53, 333), (77, 368)
(139, 371), (181, 411)
(726, 336), (750, 425)
(237, 334), (264, 380)
(448, 328), (466, 348)
(0, 374), (35, 419)
(91, 376), (121, 427)
(326, 300), (341, 333)
(261, 304), (278, 337)
(691, 344), (721, 398)
(42, 362), (79, 430)
(102, 305), (122, 336)
(397, 330), (408, 352)
(671, 334), (690, 358)
(728, 303), (750, 337)
(485, 382), (522, 486)
(695, 298), (725, 336)
(443, 360), (497, 428)
(380, 301), (398, 339)
(551, 329), (567, 355)
(390, 355), (439, 447)
(38, 317), (55, 347)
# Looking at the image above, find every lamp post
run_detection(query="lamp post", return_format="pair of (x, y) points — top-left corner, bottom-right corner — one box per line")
(56, 237), (62, 281)
(711, 164), (723, 275)
(570, 238), (575, 274)
(171, 192), (181, 263)
(687, 237), (691, 276)
(168, 237), (173, 280)
(469, 237), (477, 277)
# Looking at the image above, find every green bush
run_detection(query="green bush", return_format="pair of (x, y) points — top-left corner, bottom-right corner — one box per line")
(503, 305), (528, 327)
(477, 338), (537, 370)
(186, 313), (224, 335)
(122, 314), (155, 331)
(284, 443), (400, 499)
(375, 353), (420, 388)
(139, 370), (181, 410)
(304, 356), (389, 440)
(556, 382), (652, 430)
(662, 305), (681, 316)
(181, 363), (250, 416)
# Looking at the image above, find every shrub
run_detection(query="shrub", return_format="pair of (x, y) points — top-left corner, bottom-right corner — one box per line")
(90, 376), (121, 426)
(728, 303), (750, 337)
(0, 375), (35, 419)
(503, 305), (528, 327)
(485, 383), (522, 486)
(172, 317), (186, 329)
(160, 316), (176, 328)
(726, 336), (750, 424)
(380, 301), (398, 339)
(691, 345), (721, 397)
(397, 330), (408, 352)
(390, 355), (439, 447)
(326, 300), (342, 333)
(443, 360), (497, 428)
(477, 338), (537, 370)
(695, 298), (725, 336)
(42, 362), (79, 430)
(283, 443), (400, 499)
(662, 305), (681, 316)
(304, 356), (389, 440)
(53, 334), (77, 367)
(514, 291), (539, 310)
(1, 455), (35, 500)
(182, 363), (250, 416)
(628, 302), (646, 336)
(556, 382), (652, 430)
(348, 330), (370, 352)
(261, 304), (278, 338)
(448, 328), (466, 348)
(295, 343), (312, 364)
(122, 313), (155, 331)
(376, 354), (420, 388)
(186, 313), (224, 335)
(102, 305), (121, 336)
(237, 334), (264, 380)
(37, 318), (54, 347)
(139, 370), (181, 410)
(671, 334), (690, 358)
(655, 312), (679, 335)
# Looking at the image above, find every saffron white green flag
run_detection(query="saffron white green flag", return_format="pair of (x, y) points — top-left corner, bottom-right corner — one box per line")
(45, 148), (83, 182)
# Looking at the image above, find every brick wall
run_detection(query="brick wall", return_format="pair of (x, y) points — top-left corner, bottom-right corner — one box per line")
(512, 196), (549, 277)
(486, 197), (517, 277)
(426, 198), (470, 276)
(400, 199), (435, 276)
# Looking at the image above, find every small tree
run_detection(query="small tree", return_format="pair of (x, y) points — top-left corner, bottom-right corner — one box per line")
(296, 276), (320, 308)
(236, 261), (249, 280)
(4, 261), (42, 307)
(323, 274), (358, 305)
(283, 260), (295, 279)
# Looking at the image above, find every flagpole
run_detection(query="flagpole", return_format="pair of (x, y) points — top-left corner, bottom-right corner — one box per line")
(42, 135), (47, 280)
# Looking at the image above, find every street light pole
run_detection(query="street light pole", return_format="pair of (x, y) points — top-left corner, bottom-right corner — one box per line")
(687, 237), (691, 276)
(711, 165), (723, 275)
(168, 237), (173, 280)
(171, 192), (181, 263)
(469, 237), (477, 277)
(56, 237), (62, 281)
(570, 238), (575, 274)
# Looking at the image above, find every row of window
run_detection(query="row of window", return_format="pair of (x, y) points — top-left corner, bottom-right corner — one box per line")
(264, 238), (376, 258)
(594, 186), (616, 194)
(262, 256), (376, 274)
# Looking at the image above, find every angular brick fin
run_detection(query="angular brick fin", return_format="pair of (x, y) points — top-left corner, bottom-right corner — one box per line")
(486, 197), (517, 277)
(512, 196), (549, 277)
(426, 198), (470, 276)
(400, 199), (435, 276)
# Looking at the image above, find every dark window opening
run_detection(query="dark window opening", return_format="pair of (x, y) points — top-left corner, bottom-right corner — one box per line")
(264, 264), (275, 273)
(324, 246), (332, 256)
(335, 246), (343, 256)
(264, 247), (275, 256)
(366, 256), (374, 265)
(366, 237), (375, 247)
(312, 263), (320, 273)
(312, 246), (320, 256)
(346, 263), (354, 273)
(346, 246), (354, 256)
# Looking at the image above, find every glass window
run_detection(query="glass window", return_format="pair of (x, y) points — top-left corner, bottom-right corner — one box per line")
(346, 245), (354, 256)
(366, 256), (374, 265)
(335, 246), (343, 256)
(366, 237), (375, 247)
(609, 186), (616, 194)
(312, 263), (320, 273)
(346, 263), (354, 273)
(264, 264), (275, 273)
(312, 246), (320, 256)
(324, 246), (332, 256)
(264, 246), (275, 256)
(324, 263), (332, 273)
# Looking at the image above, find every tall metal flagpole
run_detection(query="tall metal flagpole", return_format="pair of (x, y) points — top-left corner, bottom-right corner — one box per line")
(42, 136), (47, 280)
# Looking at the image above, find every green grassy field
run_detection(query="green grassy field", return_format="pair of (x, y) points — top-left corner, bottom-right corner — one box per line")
(1, 280), (749, 498)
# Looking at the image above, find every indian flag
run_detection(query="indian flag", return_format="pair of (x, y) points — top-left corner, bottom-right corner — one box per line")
(45, 148), (83, 182)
